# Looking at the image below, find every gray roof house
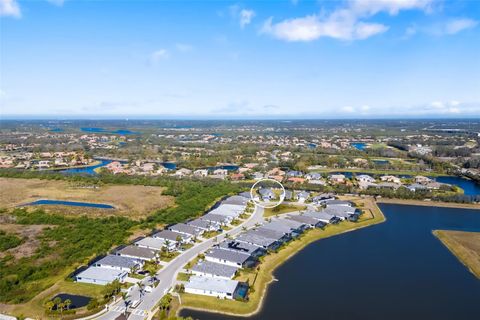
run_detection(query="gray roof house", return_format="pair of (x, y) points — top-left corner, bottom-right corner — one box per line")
(273, 218), (307, 232)
(116, 245), (157, 261)
(324, 206), (357, 220)
(287, 214), (326, 228)
(283, 190), (293, 201)
(184, 275), (240, 299)
(217, 240), (266, 257)
(311, 193), (336, 205)
(153, 229), (192, 244)
(76, 267), (128, 285)
(295, 191), (310, 202)
(205, 248), (255, 268)
(261, 221), (297, 236)
(187, 218), (218, 231)
(304, 210), (339, 224)
(94, 255), (141, 272)
(255, 227), (289, 242)
(259, 188), (275, 201)
(168, 223), (203, 237)
(202, 213), (232, 225)
(135, 236), (176, 251)
(191, 260), (238, 280)
(238, 191), (251, 199)
(236, 231), (281, 250)
(209, 204), (244, 218)
(222, 196), (249, 206)
(324, 200), (352, 207)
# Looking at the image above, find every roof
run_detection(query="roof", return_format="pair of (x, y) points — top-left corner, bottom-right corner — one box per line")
(255, 227), (286, 240)
(209, 204), (244, 218)
(304, 210), (336, 221)
(153, 230), (187, 242)
(185, 276), (239, 294)
(191, 260), (238, 278)
(236, 231), (278, 247)
(95, 255), (138, 269)
(273, 217), (305, 229)
(206, 248), (251, 264)
(76, 267), (127, 281)
(169, 223), (201, 236)
(188, 219), (215, 229)
(296, 191), (310, 198)
(287, 215), (323, 226)
(217, 240), (265, 255)
(222, 196), (249, 206)
(238, 192), (251, 199)
(324, 200), (352, 206)
(324, 206), (356, 217)
(259, 188), (275, 196)
(261, 221), (294, 234)
(116, 245), (156, 260)
(134, 237), (166, 250)
(202, 213), (230, 223)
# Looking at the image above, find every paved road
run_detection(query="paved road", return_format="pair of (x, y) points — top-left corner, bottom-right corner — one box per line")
(95, 205), (264, 320)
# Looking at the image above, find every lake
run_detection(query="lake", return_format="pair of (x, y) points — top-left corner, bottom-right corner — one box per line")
(80, 127), (139, 135)
(180, 204), (480, 320)
(24, 199), (114, 209)
(60, 159), (112, 175)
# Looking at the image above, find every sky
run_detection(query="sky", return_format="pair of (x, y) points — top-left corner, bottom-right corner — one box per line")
(0, 0), (479, 119)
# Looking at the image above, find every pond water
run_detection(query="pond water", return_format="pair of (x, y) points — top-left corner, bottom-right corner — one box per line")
(351, 142), (366, 150)
(180, 204), (480, 320)
(51, 293), (91, 309)
(206, 165), (239, 171)
(24, 199), (114, 209)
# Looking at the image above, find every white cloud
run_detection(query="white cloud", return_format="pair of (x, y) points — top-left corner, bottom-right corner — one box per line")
(239, 9), (255, 28)
(0, 0), (21, 18)
(261, 0), (437, 42)
(341, 106), (356, 113)
(261, 13), (388, 41)
(445, 18), (478, 34)
(150, 49), (169, 64)
(349, 0), (434, 16)
(175, 43), (193, 52)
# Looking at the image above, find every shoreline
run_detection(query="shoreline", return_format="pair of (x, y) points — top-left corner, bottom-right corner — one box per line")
(376, 198), (480, 210)
(177, 197), (386, 317)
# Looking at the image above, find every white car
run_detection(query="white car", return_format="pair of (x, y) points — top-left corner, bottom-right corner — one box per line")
(130, 300), (141, 309)
(144, 285), (153, 293)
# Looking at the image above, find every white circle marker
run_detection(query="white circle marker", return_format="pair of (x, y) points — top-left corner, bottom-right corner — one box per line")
(250, 178), (286, 209)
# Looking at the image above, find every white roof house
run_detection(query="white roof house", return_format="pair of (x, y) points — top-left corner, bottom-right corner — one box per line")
(184, 276), (239, 299)
(75, 267), (128, 285)
(135, 237), (176, 251)
(94, 255), (141, 272)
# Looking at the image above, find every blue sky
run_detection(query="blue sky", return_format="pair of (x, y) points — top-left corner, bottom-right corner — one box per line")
(0, 0), (479, 118)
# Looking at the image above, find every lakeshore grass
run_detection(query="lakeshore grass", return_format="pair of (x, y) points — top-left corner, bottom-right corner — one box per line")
(178, 197), (385, 317)
(433, 230), (480, 279)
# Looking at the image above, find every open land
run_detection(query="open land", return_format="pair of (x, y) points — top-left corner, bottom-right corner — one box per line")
(0, 177), (173, 219)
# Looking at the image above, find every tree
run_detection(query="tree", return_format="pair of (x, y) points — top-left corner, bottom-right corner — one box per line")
(44, 300), (55, 313)
(64, 298), (72, 311)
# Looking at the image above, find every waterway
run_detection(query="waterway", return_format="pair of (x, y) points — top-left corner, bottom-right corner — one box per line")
(180, 204), (480, 320)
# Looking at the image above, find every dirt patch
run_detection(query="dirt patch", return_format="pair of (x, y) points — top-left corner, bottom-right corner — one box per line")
(0, 178), (174, 219)
(0, 224), (51, 259)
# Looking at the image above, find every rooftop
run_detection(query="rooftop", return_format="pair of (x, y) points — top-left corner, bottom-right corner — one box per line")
(76, 267), (127, 281)
(191, 260), (238, 278)
(95, 255), (139, 269)
(185, 276), (239, 294)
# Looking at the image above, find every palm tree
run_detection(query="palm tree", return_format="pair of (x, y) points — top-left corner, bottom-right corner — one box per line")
(121, 292), (131, 315)
(44, 300), (55, 313)
(64, 299), (72, 311)
(52, 297), (62, 312)
(137, 281), (145, 298)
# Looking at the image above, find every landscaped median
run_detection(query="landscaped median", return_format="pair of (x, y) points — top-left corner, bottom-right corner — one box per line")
(177, 197), (385, 317)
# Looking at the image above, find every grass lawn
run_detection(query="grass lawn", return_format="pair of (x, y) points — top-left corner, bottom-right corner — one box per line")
(263, 203), (306, 218)
(176, 272), (191, 282)
(178, 197), (385, 316)
(1, 276), (104, 319)
(433, 230), (480, 279)
(161, 251), (180, 262)
(202, 230), (221, 239)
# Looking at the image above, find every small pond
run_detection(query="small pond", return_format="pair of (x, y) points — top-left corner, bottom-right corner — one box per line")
(51, 293), (91, 309)
(24, 200), (114, 209)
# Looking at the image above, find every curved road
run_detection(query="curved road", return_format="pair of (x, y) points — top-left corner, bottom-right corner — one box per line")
(95, 205), (264, 320)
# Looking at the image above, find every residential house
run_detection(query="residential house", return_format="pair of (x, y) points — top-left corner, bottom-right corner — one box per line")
(205, 248), (255, 268)
(115, 245), (157, 262)
(217, 240), (266, 258)
(311, 193), (336, 205)
(258, 188), (275, 201)
(303, 210), (339, 224)
(153, 230), (192, 245)
(193, 169), (209, 177)
(135, 237), (176, 252)
(75, 267), (127, 285)
(236, 232), (281, 250)
(202, 213), (232, 226)
(329, 174), (346, 184)
(191, 260), (238, 280)
(184, 276), (240, 299)
(187, 219), (219, 232)
(380, 175), (401, 184)
(168, 223), (203, 238)
(94, 255), (141, 272)
(287, 214), (326, 228)
(295, 191), (310, 203)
